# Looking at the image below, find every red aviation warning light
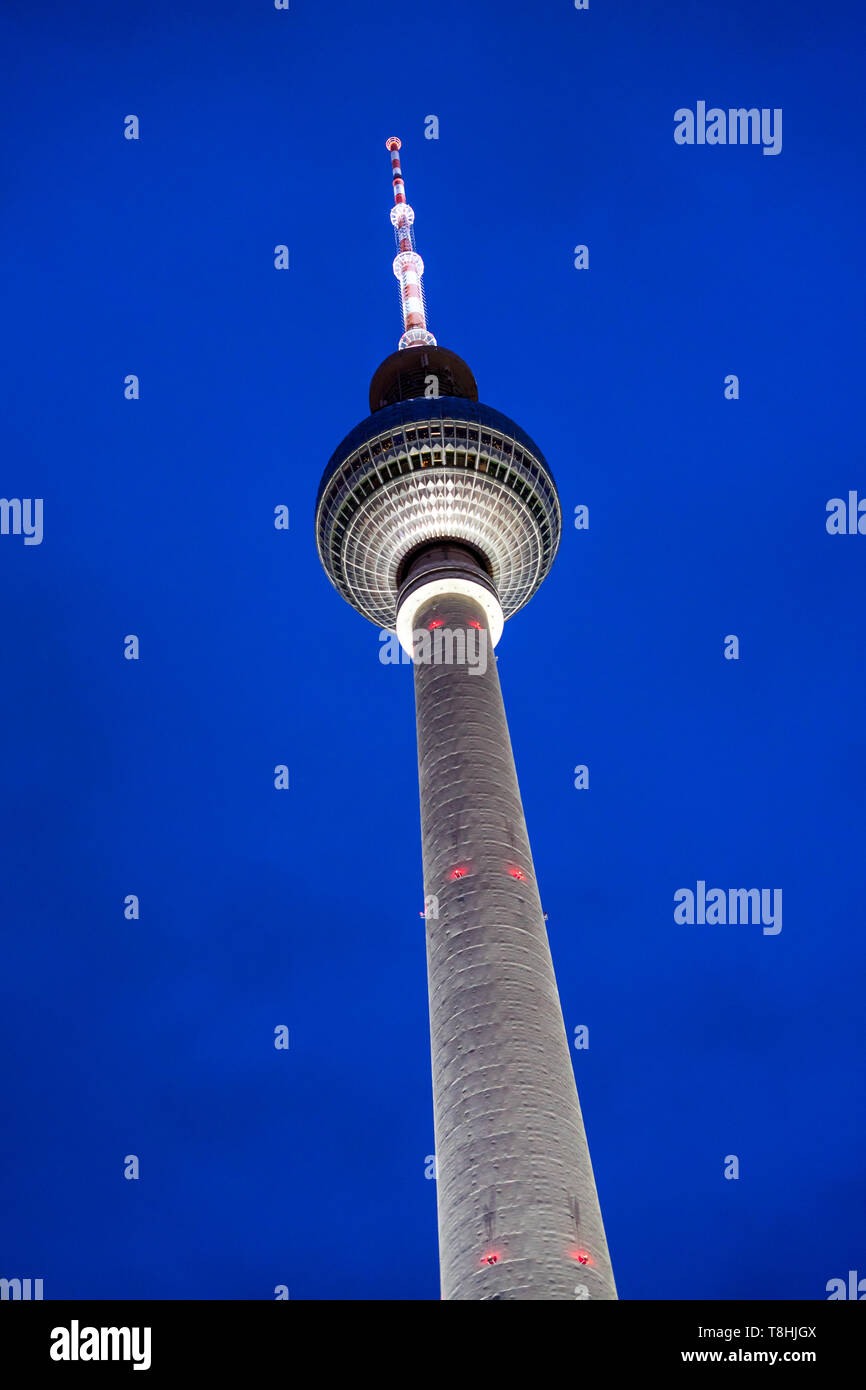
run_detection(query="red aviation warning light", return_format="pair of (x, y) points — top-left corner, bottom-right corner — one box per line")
(385, 137), (437, 351)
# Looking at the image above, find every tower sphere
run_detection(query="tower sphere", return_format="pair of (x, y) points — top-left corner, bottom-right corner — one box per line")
(315, 372), (561, 634)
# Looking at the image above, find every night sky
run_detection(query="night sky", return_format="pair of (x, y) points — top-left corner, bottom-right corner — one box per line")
(1, 0), (863, 1300)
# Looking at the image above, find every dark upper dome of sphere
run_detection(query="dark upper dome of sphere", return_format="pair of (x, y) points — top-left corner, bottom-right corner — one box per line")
(368, 344), (479, 413)
(315, 368), (561, 632)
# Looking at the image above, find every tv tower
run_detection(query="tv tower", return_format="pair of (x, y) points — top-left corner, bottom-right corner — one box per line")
(315, 139), (617, 1301)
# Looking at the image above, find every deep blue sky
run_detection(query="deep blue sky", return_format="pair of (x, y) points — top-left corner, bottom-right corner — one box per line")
(1, 0), (863, 1301)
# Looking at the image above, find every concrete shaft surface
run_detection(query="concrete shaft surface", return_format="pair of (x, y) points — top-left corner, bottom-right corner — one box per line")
(413, 587), (617, 1301)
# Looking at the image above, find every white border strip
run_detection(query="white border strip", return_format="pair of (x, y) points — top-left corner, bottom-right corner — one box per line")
(395, 578), (504, 659)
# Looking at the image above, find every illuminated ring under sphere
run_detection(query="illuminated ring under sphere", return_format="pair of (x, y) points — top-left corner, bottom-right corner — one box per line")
(315, 396), (561, 632)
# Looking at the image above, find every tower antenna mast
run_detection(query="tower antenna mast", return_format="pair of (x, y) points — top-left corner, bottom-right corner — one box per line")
(386, 137), (437, 351)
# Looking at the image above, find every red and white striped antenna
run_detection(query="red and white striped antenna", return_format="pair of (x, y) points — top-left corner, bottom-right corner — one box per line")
(386, 137), (437, 351)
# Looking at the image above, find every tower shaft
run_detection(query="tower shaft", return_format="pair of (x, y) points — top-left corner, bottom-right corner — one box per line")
(407, 553), (617, 1300)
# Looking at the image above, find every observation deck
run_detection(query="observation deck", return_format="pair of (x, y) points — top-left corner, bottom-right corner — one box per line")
(315, 384), (561, 633)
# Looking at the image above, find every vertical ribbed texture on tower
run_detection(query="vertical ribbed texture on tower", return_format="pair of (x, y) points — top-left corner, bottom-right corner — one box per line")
(413, 587), (617, 1301)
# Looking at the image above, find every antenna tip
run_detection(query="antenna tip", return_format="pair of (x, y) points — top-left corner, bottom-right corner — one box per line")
(385, 136), (402, 151)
